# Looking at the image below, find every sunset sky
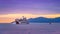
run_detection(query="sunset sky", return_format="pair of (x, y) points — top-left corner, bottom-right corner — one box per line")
(0, 0), (60, 23)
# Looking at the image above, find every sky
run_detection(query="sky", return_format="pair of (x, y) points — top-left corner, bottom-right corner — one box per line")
(0, 0), (60, 23)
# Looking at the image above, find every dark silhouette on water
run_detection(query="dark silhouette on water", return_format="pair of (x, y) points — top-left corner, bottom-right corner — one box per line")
(12, 16), (29, 24)
(15, 19), (19, 24)
(16, 21), (19, 24)
(49, 22), (52, 24)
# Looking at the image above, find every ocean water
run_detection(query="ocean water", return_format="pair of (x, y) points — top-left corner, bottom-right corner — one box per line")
(0, 23), (60, 34)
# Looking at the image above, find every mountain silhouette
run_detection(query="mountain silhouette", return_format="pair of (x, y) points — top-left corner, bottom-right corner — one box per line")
(28, 17), (60, 23)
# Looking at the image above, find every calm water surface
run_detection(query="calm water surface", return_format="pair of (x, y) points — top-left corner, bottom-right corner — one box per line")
(0, 23), (60, 34)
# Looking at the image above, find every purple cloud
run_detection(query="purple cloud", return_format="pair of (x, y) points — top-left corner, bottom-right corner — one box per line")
(0, 0), (60, 14)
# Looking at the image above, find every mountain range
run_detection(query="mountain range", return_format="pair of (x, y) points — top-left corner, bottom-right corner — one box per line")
(28, 17), (60, 23)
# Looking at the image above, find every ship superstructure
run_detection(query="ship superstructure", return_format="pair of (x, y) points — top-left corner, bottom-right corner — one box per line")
(11, 16), (29, 24)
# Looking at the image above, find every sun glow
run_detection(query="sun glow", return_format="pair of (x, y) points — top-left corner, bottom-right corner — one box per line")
(0, 14), (60, 23)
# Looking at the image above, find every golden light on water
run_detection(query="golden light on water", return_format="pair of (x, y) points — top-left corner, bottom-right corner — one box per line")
(0, 14), (60, 23)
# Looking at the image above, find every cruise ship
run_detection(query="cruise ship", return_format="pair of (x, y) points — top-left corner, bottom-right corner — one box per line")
(11, 16), (29, 24)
